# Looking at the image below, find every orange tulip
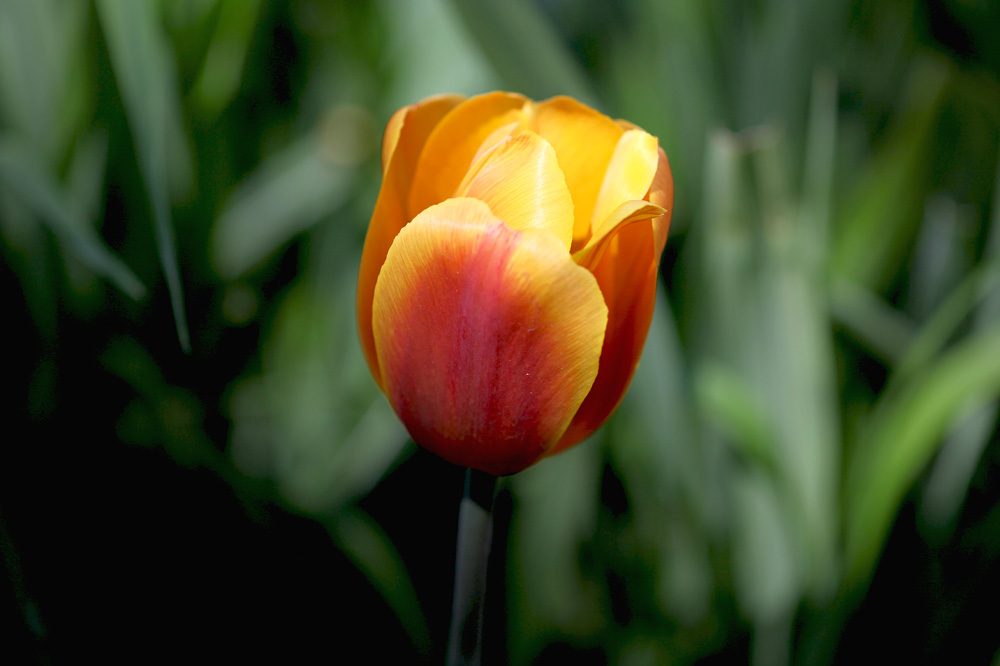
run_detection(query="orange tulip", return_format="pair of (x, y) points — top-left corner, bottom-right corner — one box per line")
(357, 92), (673, 476)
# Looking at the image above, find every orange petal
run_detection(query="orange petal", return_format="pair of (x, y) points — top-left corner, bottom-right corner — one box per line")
(381, 93), (464, 178)
(648, 146), (674, 259)
(358, 95), (464, 386)
(551, 215), (668, 454)
(572, 200), (665, 270)
(372, 197), (608, 475)
(532, 96), (623, 248)
(407, 92), (530, 217)
(381, 106), (406, 175)
(589, 129), (660, 237)
(456, 131), (575, 249)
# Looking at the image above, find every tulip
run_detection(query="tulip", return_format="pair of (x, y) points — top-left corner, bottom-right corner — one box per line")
(357, 92), (673, 476)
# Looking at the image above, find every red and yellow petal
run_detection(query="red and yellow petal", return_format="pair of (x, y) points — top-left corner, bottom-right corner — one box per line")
(358, 95), (464, 384)
(407, 92), (530, 216)
(372, 197), (607, 475)
(532, 96), (624, 249)
(456, 130), (575, 249)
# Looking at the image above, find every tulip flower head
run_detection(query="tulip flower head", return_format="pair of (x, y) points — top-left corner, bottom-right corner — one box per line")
(358, 92), (673, 476)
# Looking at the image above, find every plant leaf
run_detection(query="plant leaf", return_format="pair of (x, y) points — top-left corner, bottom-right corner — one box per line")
(96, 0), (191, 351)
(0, 134), (144, 299)
(846, 323), (1000, 584)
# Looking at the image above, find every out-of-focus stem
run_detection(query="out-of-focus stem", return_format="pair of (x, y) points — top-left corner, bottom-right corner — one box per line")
(446, 468), (498, 666)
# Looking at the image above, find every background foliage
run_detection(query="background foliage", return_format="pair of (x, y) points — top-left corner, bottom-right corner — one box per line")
(3, 0), (1000, 663)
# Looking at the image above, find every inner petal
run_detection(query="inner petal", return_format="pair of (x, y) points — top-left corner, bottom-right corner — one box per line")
(407, 92), (529, 218)
(532, 96), (624, 248)
(589, 129), (660, 245)
(455, 130), (575, 250)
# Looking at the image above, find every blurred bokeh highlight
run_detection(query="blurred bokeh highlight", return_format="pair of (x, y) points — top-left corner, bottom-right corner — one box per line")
(3, 0), (1000, 663)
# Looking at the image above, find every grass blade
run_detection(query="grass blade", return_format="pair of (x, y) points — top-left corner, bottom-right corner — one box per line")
(0, 135), (144, 299)
(211, 134), (356, 280)
(846, 322), (1000, 585)
(920, 151), (1000, 528)
(96, 0), (191, 351)
(831, 58), (948, 291)
(325, 508), (431, 654)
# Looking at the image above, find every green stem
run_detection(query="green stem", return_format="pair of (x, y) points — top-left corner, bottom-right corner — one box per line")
(446, 468), (498, 666)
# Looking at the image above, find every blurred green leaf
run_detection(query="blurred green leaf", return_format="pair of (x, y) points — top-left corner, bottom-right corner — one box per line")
(829, 277), (916, 364)
(695, 361), (777, 470)
(731, 471), (798, 627)
(380, 0), (500, 111)
(65, 131), (110, 231)
(190, 0), (261, 117)
(96, 0), (192, 351)
(895, 253), (1000, 384)
(920, 153), (1000, 529)
(613, 291), (715, 625)
(831, 57), (949, 290)
(0, 135), (145, 299)
(698, 129), (753, 358)
(211, 128), (359, 280)
(801, 69), (838, 258)
(229, 281), (409, 512)
(0, 0), (90, 160)
(449, 0), (597, 105)
(907, 196), (974, 319)
(846, 322), (1000, 584)
(508, 443), (604, 663)
(325, 508), (430, 653)
(699, 126), (842, 603)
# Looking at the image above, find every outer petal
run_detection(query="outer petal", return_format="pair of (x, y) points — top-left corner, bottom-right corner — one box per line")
(648, 146), (674, 259)
(456, 130), (575, 249)
(372, 198), (608, 475)
(381, 105), (406, 175)
(381, 93), (465, 179)
(358, 95), (464, 385)
(532, 96), (623, 249)
(552, 147), (674, 453)
(408, 92), (530, 216)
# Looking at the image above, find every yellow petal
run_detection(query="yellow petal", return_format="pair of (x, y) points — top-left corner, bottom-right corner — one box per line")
(456, 131), (575, 249)
(589, 129), (660, 240)
(469, 120), (523, 165)
(572, 200), (665, 270)
(372, 197), (607, 475)
(532, 96), (623, 248)
(358, 95), (464, 385)
(407, 92), (530, 216)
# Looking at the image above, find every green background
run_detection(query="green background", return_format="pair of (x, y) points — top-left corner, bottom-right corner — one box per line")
(3, 0), (1000, 663)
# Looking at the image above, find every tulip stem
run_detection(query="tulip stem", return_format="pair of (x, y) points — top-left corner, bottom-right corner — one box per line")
(446, 468), (498, 666)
